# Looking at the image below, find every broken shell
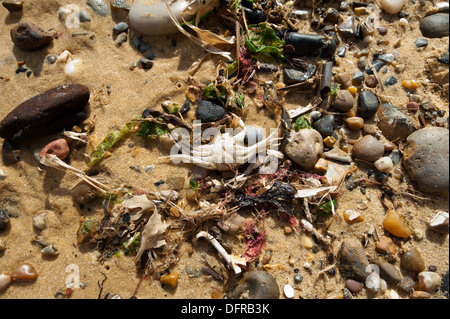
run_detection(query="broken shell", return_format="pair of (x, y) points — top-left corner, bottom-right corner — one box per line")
(10, 263), (38, 280)
(0, 273), (12, 292)
(429, 211), (449, 235)
(382, 210), (412, 238)
(32, 211), (47, 230)
(160, 273), (178, 289)
(65, 59), (83, 75)
(41, 245), (60, 256)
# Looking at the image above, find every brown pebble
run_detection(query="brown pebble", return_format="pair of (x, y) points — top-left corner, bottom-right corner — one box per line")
(406, 101), (419, 111)
(160, 273), (178, 289)
(365, 74), (378, 88)
(10, 263), (38, 280)
(375, 235), (396, 255)
(345, 117), (364, 130)
(10, 22), (53, 51)
(411, 291), (431, 299)
(284, 226), (293, 234)
(39, 139), (70, 160)
(377, 26), (388, 35)
(351, 135), (385, 162)
(400, 247), (426, 273)
(345, 279), (363, 293)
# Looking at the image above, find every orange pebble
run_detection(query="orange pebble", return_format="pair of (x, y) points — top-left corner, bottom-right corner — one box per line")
(402, 80), (420, 89)
(10, 263), (38, 280)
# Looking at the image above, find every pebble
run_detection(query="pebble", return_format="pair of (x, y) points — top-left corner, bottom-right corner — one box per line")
(345, 279), (363, 293)
(442, 270), (449, 296)
(411, 291), (431, 299)
(129, 0), (194, 35)
(375, 235), (396, 255)
(351, 135), (384, 162)
(382, 210), (412, 238)
(414, 38), (429, 48)
(323, 147), (352, 163)
(113, 22), (129, 35)
(374, 156), (393, 174)
(10, 22), (53, 51)
(402, 127), (449, 195)
(78, 10), (91, 22)
(2, 0), (23, 12)
(380, 0), (405, 14)
(398, 276), (416, 293)
(38, 139), (70, 160)
(111, 0), (130, 11)
(0, 209), (10, 230)
(365, 75), (378, 88)
(416, 271), (442, 292)
(10, 263), (38, 280)
(283, 65), (317, 84)
(345, 117), (364, 131)
(138, 58), (153, 70)
(312, 114), (335, 137)
(429, 211), (449, 235)
(337, 239), (371, 281)
(0, 239), (5, 251)
(231, 270), (280, 299)
(0, 273), (12, 292)
(294, 274), (303, 283)
(284, 32), (337, 58)
(284, 128), (324, 170)
(0, 84), (90, 142)
(419, 13), (449, 38)
(377, 103), (417, 141)
(332, 89), (355, 112)
(160, 273), (178, 289)
(384, 76), (398, 86)
(357, 91), (379, 119)
(196, 100), (226, 122)
(373, 257), (402, 285)
(86, 0), (110, 17)
(343, 209), (364, 224)
(116, 33), (128, 46)
(32, 211), (47, 230)
(70, 182), (101, 204)
(400, 247), (426, 273)
(283, 284), (295, 298)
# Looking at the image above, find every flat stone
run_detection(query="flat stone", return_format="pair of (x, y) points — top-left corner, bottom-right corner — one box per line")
(312, 114), (335, 137)
(403, 127), (449, 195)
(86, 0), (109, 17)
(420, 13), (449, 38)
(377, 103), (418, 141)
(373, 257), (402, 285)
(284, 129), (324, 171)
(357, 91), (379, 119)
(338, 239), (371, 281)
(332, 89), (355, 112)
(352, 135), (385, 162)
(195, 100), (226, 122)
(10, 22), (53, 51)
(0, 84), (90, 142)
(283, 64), (317, 85)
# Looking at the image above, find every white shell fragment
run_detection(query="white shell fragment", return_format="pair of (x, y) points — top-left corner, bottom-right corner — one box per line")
(283, 284), (295, 299)
(64, 59), (83, 75)
(129, 0), (194, 35)
(429, 211), (449, 234)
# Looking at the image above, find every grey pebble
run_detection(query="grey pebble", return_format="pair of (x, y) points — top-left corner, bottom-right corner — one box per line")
(384, 75), (398, 86)
(312, 114), (335, 137)
(357, 90), (379, 119)
(86, 0), (110, 17)
(420, 13), (449, 38)
(373, 257), (402, 285)
(113, 22), (129, 35)
(231, 270), (280, 299)
(283, 64), (317, 85)
(414, 38), (428, 48)
(377, 103), (417, 141)
(332, 89), (354, 112)
(78, 10), (91, 22)
(196, 100), (226, 122)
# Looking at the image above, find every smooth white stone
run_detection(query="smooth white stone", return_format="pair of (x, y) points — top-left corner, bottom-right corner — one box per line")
(380, 0), (405, 14)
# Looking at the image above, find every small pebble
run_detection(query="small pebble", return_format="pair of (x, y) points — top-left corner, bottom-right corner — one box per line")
(429, 211), (449, 234)
(312, 114), (335, 137)
(345, 117), (364, 130)
(138, 58), (153, 70)
(32, 212), (47, 230)
(0, 273), (12, 292)
(283, 284), (295, 298)
(380, 0), (405, 14)
(375, 235), (396, 255)
(414, 38), (429, 48)
(78, 10), (91, 22)
(420, 13), (449, 38)
(113, 22), (129, 35)
(411, 291), (431, 299)
(416, 271), (442, 292)
(10, 263), (38, 280)
(383, 210), (412, 238)
(374, 156), (393, 174)
(351, 135), (385, 162)
(365, 74), (378, 88)
(86, 0), (110, 17)
(345, 279), (363, 293)
(384, 75), (398, 86)
(38, 139), (70, 160)
(401, 247), (426, 272)
(294, 274), (303, 283)
(373, 257), (402, 285)
(196, 100), (226, 122)
(332, 89), (355, 112)
(0, 209), (11, 230)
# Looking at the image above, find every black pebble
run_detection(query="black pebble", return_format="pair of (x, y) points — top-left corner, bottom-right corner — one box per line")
(196, 100), (226, 122)
(312, 114), (335, 137)
(0, 209), (10, 230)
(357, 91), (379, 119)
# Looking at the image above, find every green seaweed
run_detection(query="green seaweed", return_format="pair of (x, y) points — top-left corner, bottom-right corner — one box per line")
(314, 199), (337, 216)
(137, 121), (169, 139)
(244, 23), (285, 62)
(294, 114), (311, 131)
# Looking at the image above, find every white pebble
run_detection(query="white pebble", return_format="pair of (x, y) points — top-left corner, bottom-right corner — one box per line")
(398, 18), (409, 27)
(32, 212), (47, 230)
(0, 168), (6, 180)
(57, 50), (73, 64)
(417, 271), (442, 292)
(380, 0), (405, 14)
(385, 289), (400, 299)
(283, 284), (295, 299)
(374, 156), (393, 174)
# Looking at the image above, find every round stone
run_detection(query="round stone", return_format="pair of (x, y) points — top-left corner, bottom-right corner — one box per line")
(345, 279), (363, 293)
(416, 271), (442, 292)
(332, 89), (355, 112)
(39, 139), (70, 160)
(352, 135), (384, 162)
(403, 127), (449, 195)
(284, 129), (324, 170)
(380, 0), (405, 14)
(357, 91), (379, 119)
(420, 13), (449, 38)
